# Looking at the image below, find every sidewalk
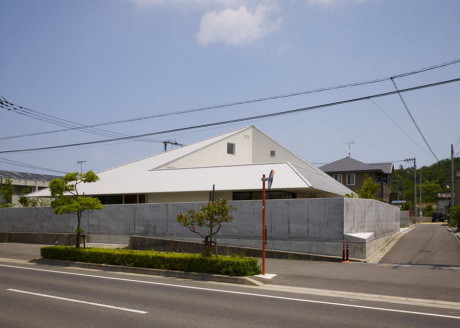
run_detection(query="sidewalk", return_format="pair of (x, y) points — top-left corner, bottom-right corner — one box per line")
(257, 257), (459, 302)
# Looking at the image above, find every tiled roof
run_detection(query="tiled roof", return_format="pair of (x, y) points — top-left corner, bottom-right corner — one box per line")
(369, 163), (393, 174)
(319, 157), (392, 174)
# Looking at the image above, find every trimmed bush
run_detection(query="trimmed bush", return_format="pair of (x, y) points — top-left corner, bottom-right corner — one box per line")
(40, 246), (261, 276)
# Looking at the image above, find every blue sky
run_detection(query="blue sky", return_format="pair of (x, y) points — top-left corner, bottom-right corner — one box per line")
(1, 0), (459, 175)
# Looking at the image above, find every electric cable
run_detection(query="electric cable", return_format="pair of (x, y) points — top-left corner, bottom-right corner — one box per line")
(0, 77), (458, 154)
(1, 58), (459, 141)
(368, 98), (431, 157)
(0, 158), (67, 174)
(390, 78), (440, 161)
(0, 99), (166, 143)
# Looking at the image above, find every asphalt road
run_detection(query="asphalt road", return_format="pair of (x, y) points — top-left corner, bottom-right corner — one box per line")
(1, 242), (460, 303)
(379, 223), (460, 266)
(1, 261), (460, 328)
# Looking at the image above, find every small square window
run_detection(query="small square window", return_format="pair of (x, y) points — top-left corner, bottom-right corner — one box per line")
(227, 142), (235, 155)
(333, 174), (342, 183)
(270, 150), (276, 157)
(346, 173), (355, 185)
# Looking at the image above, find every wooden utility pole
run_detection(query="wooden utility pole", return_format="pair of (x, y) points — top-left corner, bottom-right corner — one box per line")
(452, 144), (456, 209)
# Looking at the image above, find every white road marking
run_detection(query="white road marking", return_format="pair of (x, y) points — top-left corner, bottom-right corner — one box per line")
(1, 263), (460, 320)
(255, 273), (277, 279)
(7, 288), (147, 314)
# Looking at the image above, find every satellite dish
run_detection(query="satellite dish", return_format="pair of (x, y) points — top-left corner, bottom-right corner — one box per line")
(267, 170), (275, 190)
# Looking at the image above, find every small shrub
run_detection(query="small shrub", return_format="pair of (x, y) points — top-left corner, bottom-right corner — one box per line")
(40, 246), (261, 276)
(449, 205), (460, 229)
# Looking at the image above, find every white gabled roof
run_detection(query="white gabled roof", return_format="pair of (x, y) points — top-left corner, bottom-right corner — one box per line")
(30, 162), (351, 197)
(98, 126), (249, 175)
(64, 163), (311, 195)
(30, 126), (353, 198)
(292, 164), (354, 196)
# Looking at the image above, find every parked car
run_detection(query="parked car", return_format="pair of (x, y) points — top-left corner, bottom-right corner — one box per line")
(432, 212), (444, 222)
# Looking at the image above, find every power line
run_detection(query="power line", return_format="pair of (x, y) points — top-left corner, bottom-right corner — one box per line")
(390, 78), (440, 161)
(368, 98), (431, 157)
(0, 98), (164, 144)
(0, 77), (458, 155)
(0, 98), (129, 139)
(0, 158), (67, 174)
(455, 134), (460, 148)
(1, 58), (460, 141)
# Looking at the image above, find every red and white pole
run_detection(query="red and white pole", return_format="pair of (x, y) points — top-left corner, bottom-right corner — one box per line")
(262, 174), (267, 275)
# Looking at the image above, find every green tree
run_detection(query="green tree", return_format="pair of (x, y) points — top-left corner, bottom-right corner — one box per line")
(49, 171), (104, 248)
(423, 205), (434, 217)
(176, 199), (237, 256)
(420, 181), (442, 203)
(449, 205), (460, 231)
(18, 187), (33, 207)
(401, 200), (412, 211)
(357, 176), (379, 199)
(0, 178), (14, 208)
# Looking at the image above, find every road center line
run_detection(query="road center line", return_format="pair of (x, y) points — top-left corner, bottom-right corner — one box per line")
(1, 263), (459, 320)
(6, 289), (147, 314)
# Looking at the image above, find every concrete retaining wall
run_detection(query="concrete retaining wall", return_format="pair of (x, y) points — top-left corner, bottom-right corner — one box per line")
(0, 232), (76, 245)
(129, 236), (346, 262)
(400, 211), (410, 227)
(0, 198), (400, 259)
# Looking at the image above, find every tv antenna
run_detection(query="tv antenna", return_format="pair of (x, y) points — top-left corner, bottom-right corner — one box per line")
(77, 160), (87, 173)
(162, 140), (184, 152)
(344, 141), (354, 157)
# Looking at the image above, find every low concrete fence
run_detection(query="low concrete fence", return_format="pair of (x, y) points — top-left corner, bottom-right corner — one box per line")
(129, 235), (346, 262)
(0, 198), (400, 259)
(0, 232), (76, 246)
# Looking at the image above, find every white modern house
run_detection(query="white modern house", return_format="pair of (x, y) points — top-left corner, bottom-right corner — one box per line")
(31, 126), (353, 203)
(10, 126), (401, 260)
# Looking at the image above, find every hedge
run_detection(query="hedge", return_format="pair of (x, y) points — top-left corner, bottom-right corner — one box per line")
(40, 246), (261, 276)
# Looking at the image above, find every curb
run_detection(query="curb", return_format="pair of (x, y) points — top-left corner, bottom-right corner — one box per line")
(31, 258), (263, 286)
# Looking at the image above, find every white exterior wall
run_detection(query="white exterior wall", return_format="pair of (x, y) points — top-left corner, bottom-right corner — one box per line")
(159, 129), (253, 169)
(251, 129), (314, 170)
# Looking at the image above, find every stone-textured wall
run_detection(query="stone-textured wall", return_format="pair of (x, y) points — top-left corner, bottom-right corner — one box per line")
(0, 199), (345, 241)
(0, 198), (400, 258)
(343, 198), (400, 238)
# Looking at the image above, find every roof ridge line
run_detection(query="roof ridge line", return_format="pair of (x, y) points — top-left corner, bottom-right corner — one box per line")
(156, 126), (252, 170)
(151, 161), (289, 172)
(286, 162), (313, 188)
(96, 126), (251, 174)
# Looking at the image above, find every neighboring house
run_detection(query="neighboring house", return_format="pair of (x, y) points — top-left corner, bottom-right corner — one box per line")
(31, 126), (353, 203)
(437, 192), (451, 214)
(319, 157), (393, 201)
(0, 170), (61, 205)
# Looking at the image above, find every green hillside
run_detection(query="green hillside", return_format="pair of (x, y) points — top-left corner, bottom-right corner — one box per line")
(392, 158), (459, 203)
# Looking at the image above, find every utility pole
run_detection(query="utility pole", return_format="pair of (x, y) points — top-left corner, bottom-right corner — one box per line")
(261, 170), (275, 276)
(452, 144), (456, 209)
(77, 160), (87, 174)
(419, 170), (422, 217)
(404, 158), (417, 220)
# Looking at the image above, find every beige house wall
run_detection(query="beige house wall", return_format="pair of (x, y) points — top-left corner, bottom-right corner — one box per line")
(159, 129), (253, 169)
(251, 129), (315, 170)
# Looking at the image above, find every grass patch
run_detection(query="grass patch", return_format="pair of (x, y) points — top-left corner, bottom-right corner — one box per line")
(40, 246), (261, 276)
